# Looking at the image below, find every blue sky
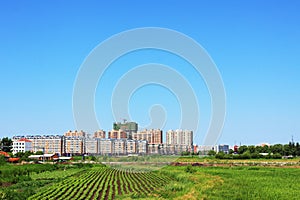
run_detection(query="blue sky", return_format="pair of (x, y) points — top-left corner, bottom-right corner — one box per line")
(0, 1), (299, 145)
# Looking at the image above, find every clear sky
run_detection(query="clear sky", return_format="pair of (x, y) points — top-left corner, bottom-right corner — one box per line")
(0, 1), (299, 145)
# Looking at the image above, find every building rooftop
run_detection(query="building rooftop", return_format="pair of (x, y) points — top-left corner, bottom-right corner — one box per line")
(18, 138), (32, 142)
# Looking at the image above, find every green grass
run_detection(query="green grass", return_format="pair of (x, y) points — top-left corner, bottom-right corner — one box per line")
(0, 164), (92, 200)
(200, 166), (300, 199)
(1, 162), (300, 199)
(147, 165), (300, 199)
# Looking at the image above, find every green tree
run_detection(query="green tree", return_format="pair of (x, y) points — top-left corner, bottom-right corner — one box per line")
(0, 137), (13, 152)
(261, 145), (270, 153)
(35, 151), (44, 155)
(238, 145), (248, 154)
(270, 144), (283, 155)
(207, 150), (216, 156)
(248, 145), (256, 154)
(215, 152), (225, 159)
(240, 151), (251, 159)
(15, 151), (25, 158)
(272, 153), (282, 159)
(16, 151), (34, 161)
(296, 142), (300, 156)
(250, 152), (261, 159)
(283, 144), (292, 156)
(255, 146), (263, 153)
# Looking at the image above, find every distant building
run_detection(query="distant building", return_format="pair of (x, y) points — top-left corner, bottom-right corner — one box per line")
(108, 129), (127, 139)
(113, 139), (126, 155)
(197, 145), (217, 155)
(136, 140), (147, 154)
(85, 137), (98, 154)
(113, 121), (138, 139)
(217, 144), (229, 154)
(94, 130), (106, 138)
(166, 129), (193, 146)
(193, 145), (198, 154)
(126, 139), (137, 154)
(12, 138), (32, 154)
(64, 130), (86, 137)
(132, 129), (163, 144)
(12, 135), (63, 155)
(98, 139), (113, 155)
(148, 144), (160, 154)
(234, 145), (239, 153)
(64, 136), (84, 155)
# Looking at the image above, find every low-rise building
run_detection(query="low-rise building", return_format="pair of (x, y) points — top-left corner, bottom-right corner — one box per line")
(217, 144), (230, 154)
(12, 138), (32, 154)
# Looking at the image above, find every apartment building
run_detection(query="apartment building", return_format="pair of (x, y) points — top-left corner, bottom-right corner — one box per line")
(85, 137), (98, 154)
(98, 139), (113, 155)
(126, 139), (137, 154)
(94, 130), (106, 138)
(64, 130), (86, 137)
(112, 139), (126, 155)
(132, 129), (163, 144)
(136, 140), (148, 154)
(12, 138), (32, 154)
(64, 136), (84, 155)
(166, 129), (193, 146)
(12, 135), (63, 155)
(108, 129), (127, 139)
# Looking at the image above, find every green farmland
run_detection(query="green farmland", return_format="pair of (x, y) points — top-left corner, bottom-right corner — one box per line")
(1, 163), (299, 199)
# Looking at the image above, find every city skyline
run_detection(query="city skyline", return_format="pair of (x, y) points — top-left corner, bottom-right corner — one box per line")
(1, 1), (300, 145)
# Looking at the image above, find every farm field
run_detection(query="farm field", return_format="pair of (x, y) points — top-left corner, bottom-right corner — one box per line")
(28, 166), (171, 200)
(1, 162), (300, 199)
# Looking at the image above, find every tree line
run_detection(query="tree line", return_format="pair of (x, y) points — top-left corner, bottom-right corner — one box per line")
(209, 142), (300, 159)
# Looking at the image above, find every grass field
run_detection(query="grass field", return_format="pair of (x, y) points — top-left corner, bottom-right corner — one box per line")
(150, 165), (300, 199)
(1, 160), (299, 199)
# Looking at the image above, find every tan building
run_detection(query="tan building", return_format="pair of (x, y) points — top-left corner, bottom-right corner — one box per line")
(148, 144), (160, 154)
(64, 130), (86, 137)
(98, 139), (113, 155)
(132, 129), (162, 144)
(12, 135), (63, 155)
(64, 136), (84, 155)
(136, 140), (148, 154)
(166, 129), (193, 146)
(126, 140), (137, 154)
(94, 130), (106, 138)
(108, 129), (127, 139)
(113, 139), (126, 155)
(85, 137), (98, 154)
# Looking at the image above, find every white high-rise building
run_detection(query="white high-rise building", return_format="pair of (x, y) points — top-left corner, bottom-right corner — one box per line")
(166, 129), (193, 146)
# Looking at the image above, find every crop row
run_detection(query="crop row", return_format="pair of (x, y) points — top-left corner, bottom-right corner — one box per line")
(28, 166), (171, 200)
